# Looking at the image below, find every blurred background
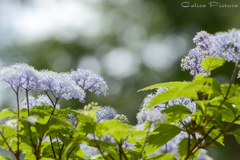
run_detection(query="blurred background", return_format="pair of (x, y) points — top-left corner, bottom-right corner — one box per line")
(0, 0), (240, 159)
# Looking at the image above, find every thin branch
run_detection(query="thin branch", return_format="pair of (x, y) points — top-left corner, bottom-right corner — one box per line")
(59, 143), (64, 160)
(15, 89), (21, 160)
(44, 91), (55, 107)
(188, 133), (190, 156)
(49, 135), (56, 158)
(0, 131), (14, 154)
(203, 115), (240, 148)
(67, 145), (77, 160)
(139, 122), (152, 159)
(47, 98), (59, 124)
(184, 126), (216, 160)
(56, 136), (61, 152)
(118, 140), (128, 160)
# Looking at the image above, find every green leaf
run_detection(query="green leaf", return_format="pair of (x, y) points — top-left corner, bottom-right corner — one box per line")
(145, 124), (181, 154)
(41, 142), (52, 156)
(101, 120), (135, 143)
(147, 87), (198, 109)
(228, 129), (240, 144)
(220, 83), (239, 98)
(20, 143), (36, 160)
(146, 153), (175, 160)
(83, 150), (92, 160)
(195, 73), (206, 80)
(178, 138), (200, 160)
(138, 82), (188, 92)
(162, 105), (191, 114)
(88, 139), (117, 152)
(0, 109), (16, 119)
(0, 156), (12, 160)
(183, 78), (221, 99)
(207, 128), (224, 146)
(201, 57), (225, 74)
(62, 136), (89, 160)
(210, 97), (237, 115)
(2, 126), (16, 138)
(162, 105), (192, 124)
(195, 101), (208, 114)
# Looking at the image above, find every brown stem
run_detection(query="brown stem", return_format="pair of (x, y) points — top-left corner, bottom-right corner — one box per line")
(59, 143), (64, 160)
(15, 90), (21, 160)
(47, 98), (59, 124)
(56, 136), (61, 152)
(67, 145), (77, 160)
(0, 131), (14, 154)
(118, 140), (128, 160)
(44, 91), (55, 107)
(203, 115), (240, 148)
(49, 135), (56, 158)
(184, 126), (215, 160)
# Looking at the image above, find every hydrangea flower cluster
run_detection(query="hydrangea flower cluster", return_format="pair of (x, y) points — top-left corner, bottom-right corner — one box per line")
(68, 112), (77, 126)
(95, 106), (117, 122)
(0, 64), (89, 104)
(140, 87), (168, 112)
(181, 29), (240, 77)
(70, 69), (108, 96)
(38, 70), (85, 102)
(21, 95), (60, 109)
(136, 108), (166, 124)
(0, 63), (39, 93)
(114, 114), (129, 123)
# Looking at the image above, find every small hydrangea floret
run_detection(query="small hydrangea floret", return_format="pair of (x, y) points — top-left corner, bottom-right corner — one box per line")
(70, 69), (108, 96)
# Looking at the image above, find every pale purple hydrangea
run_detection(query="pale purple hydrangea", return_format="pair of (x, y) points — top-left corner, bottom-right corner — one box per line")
(181, 48), (208, 77)
(11, 63), (40, 91)
(68, 112), (77, 126)
(211, 31), (238, 62)
(140, 87), (168, 111)
(168, 98), (196, 113)
(21, 95), (60, 109)
(95, 106), (117, 122)
(70, 69), (108, 96)
(80, 142), (99, 155)
(0, 63), (39, 93)
(140, 87), (197, 126)
(122, 141), (135, 150)
(181, 29), (240, 77)
(136, 108), (166, 124)
(37, 70), (85, 102)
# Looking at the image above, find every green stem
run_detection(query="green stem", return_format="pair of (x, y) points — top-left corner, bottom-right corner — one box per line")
(139, 122), (152, 159)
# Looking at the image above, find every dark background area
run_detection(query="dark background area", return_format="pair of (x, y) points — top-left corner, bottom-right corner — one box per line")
(0, 0), (240, 159)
